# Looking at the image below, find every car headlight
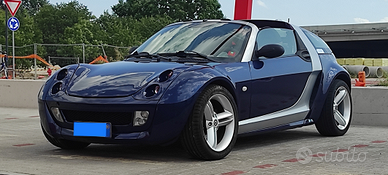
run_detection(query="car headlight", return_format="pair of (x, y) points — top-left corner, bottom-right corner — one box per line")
(142, 70), (173, 97)
(158, 70), (173, 82)
(48, 66), (77, 96)
(51, 82), (62, 94)
(132, 69), (177, 100)
(56, 68), (68, 80)
(143, 84), (160, 97)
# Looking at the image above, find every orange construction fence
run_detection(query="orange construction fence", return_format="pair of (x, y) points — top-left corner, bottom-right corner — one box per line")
(1, 54), (109, 67)
(1, 54), (53, 68)
(89, 55), (109, 64)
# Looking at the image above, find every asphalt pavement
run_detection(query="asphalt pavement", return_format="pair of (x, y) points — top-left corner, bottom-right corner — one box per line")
(0, 107), (387, 175)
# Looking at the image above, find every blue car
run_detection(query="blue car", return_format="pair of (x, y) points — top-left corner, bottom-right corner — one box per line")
(38, 19), (352, 160)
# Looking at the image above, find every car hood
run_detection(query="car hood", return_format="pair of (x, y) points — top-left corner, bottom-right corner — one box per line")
(66, 61), (191, 98)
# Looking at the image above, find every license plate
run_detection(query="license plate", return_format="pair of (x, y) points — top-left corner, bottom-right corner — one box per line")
(73, 122), (111, 138)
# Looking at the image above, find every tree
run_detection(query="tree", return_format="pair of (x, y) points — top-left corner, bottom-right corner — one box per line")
(35, 1), (93, 45)
(0, 6), (46, 69)
(20, 0), (49, 16)
(0, 0), (183, 66)
(34, 1), (93, 57)
(96, 13), (173, 46)
(112, 0), (224, 21)
(96, 13), (173, 61)
(60, 19), (103, 62)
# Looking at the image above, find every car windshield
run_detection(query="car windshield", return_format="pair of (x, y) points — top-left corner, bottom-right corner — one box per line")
(135, 21), (252, 63)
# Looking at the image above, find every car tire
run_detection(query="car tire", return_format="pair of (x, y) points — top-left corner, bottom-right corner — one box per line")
(315, 79), (352, 136)
(181, 85), (238, 160)
(42, 126), (90, 149)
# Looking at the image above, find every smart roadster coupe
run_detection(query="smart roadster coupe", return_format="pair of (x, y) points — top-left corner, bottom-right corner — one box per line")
(39, 19), (352, 160)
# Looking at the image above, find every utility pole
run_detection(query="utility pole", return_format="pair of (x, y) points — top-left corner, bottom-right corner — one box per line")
(1, 0), (9, 79)
(2, 0), (9, 65)
(4, 0), (8, 55)
(5, 2), (7, 58)
(234, 0), (252, 20)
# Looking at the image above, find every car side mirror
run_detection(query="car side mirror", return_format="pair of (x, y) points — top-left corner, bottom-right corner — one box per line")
(128, 46), (138, 54)
(255, 44), (285, 59)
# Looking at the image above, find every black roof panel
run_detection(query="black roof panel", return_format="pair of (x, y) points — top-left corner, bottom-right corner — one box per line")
(242, 20), (294, 30)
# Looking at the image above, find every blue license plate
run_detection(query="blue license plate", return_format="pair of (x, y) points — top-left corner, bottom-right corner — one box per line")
(73, 122), (111, 138)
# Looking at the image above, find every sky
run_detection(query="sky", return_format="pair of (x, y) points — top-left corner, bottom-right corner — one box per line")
(48, 0), (388, 26)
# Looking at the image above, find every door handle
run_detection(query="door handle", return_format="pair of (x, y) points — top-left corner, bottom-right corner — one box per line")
(257, 77), (274, 82)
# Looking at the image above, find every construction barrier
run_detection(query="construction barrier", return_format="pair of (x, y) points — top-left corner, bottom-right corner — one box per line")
(89, 55), (109, 64)
(1, 54), (53, 68)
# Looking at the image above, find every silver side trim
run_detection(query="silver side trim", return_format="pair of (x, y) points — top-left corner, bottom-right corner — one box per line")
(292, 24), (322, 71)
(238, 71), (320, 134)
(241, 23), (259, 62)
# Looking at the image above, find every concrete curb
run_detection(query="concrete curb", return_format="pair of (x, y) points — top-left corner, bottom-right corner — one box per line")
(0, 79), (387, 126)
(351, 86), (388, 126)
(0, 79), (44, 109)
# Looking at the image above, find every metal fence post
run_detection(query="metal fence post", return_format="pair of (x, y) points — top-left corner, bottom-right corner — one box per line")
(12, 30), (15, 79)
(82, 43), (85, 63)
(34, 43), (37, 79)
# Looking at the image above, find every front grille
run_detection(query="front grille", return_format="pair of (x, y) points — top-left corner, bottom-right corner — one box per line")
(62, 110), (132, 125)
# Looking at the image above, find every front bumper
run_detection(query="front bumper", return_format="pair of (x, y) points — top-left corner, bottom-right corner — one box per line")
(39, 95), (194, 145)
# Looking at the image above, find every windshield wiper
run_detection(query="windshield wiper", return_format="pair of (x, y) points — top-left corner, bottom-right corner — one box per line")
(125, 51), (171, 62)
(125, 51), (156, 58)
(158, 51), (219, 63)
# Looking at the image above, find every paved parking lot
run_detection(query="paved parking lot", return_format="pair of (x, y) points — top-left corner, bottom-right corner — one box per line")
(0, 107), (387, 175)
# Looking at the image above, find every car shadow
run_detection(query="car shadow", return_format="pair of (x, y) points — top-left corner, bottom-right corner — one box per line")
(233, 127), (321, 151)
(46, 142), (193, 162)
(43, 127), (322, 162)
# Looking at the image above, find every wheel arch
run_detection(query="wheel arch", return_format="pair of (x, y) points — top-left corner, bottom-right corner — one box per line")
(334, 72), (352, 92)
(153, 69), (237, 145)
(159, 68), (237, 105)
(205, 78), (238, 107)
(314, 78), (352, 136)
(308, 70), (351, 122)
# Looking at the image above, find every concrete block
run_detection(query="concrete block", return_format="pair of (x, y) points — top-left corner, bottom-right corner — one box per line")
(0, 79), (45, 109)
(351, 87), (388, 126)
(363, 59), (374, 66)
(354, 58), (364, 65)
(345, 58), (355, 65)
(373, 58), (388, 66)
(336, 58), (345, 65)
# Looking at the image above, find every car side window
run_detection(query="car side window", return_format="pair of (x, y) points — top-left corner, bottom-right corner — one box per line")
(213, 26), (251, 62)
(256, 28), (297, 57)
(302, 29), (332, 54)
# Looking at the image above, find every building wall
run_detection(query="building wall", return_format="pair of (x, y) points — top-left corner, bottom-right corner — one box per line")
(328, 40), (388, 58)
(303, 22), (388, 58)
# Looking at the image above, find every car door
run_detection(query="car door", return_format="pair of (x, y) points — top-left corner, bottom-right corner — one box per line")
(248, 28), (313, 125)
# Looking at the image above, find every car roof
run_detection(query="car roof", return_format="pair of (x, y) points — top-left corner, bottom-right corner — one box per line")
(170, 19), (295, 31)
(242, 20), (294, 30)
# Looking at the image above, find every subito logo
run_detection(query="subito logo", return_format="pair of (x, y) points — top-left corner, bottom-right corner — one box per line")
(296, 147), (313, 164)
